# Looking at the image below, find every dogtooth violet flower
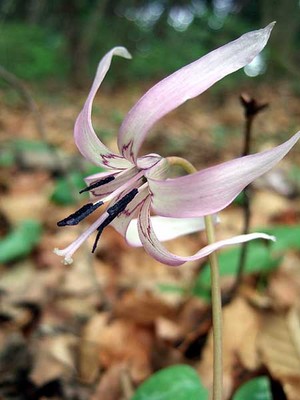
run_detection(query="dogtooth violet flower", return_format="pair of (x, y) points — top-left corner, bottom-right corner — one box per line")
(54, 23), (299, 266)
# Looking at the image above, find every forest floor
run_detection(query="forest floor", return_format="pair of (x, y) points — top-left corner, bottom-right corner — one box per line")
(0, 82), (300, 400)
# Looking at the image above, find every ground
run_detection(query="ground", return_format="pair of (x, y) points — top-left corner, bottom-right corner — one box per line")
(0, 82), (300, 399)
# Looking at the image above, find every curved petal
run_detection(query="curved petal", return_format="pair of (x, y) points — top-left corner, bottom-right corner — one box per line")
(126, 214), (218, 247)
(118, 23), (275, 161)
(74, 47), (133, 169)
(137, 197), (275, 266)
(149, 132), (300, 218)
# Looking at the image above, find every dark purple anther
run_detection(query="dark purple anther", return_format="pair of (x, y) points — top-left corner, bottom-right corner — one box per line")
(57, 201), (103, 226)
(79, 175), (115, 194)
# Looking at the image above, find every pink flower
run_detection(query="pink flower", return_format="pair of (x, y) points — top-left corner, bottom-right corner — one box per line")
(54, 23), (299, 266)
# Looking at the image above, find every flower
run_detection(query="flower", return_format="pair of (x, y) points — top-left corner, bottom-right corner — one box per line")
(54, 23), (299, 266)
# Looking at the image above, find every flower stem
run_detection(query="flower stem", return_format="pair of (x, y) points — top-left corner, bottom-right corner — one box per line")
(204, 215), (223, 400)
(167, 156), (223, 400)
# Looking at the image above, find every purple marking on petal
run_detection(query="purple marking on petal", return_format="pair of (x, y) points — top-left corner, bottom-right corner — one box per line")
(121, 140), (135, 163)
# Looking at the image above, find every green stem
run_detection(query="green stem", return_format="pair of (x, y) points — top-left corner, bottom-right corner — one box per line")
(167, 156), (223, 400)
(204, 215), (223, 400)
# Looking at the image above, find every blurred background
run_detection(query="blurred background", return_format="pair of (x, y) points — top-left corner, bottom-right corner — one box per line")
(1, 1), (300, 400)
(1, 0), (300, 87)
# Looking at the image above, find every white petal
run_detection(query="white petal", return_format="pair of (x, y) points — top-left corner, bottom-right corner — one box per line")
(127, 215), (218, 247)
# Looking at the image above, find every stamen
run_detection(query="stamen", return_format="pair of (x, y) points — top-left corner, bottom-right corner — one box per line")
(107, 188), (139, 216)
(102, 170), (144, 204)
(57, 201), (103, 226)
(79, 175), (115, 194)
(92, 188), (138, 253)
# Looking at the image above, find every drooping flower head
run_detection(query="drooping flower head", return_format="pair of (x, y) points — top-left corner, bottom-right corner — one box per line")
(54, 23), (299, 266)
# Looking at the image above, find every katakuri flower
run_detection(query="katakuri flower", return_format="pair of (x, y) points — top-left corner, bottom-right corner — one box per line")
(54, 23), (299, 266)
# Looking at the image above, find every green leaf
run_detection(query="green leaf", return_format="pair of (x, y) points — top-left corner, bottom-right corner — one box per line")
(0, 148), (14, 166)
(157, 283), (185, 295)
(51, 172), (85, 205)
(131, 365), (208, 400)
(233, 191), (247, 206)
(0, 139), (50, 167)
(193, 240), (280, 300)
(0, 220), (42, 263)
(233, 377), (273, 400)
(262, 225), (300, 252)
(50, 165), (106, 205)
(14, 139), (50, 152)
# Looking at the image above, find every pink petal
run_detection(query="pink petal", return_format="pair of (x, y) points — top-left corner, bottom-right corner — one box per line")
(149, 132), (300, 218)
(74, 47), (133, 169)
(118, 23), (275, 161)
(138, 197), (275, 266)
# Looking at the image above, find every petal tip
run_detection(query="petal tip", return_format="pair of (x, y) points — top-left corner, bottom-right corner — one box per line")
(252, 21), (275, 48)
(114, 46), (132, 60)
(264, 21), (276, 36)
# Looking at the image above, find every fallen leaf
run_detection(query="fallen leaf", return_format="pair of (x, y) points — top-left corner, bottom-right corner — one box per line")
(268, 253), (300, 309)
(114, 291), (176, 326)
(78, 312), (110, 383)
(197, 297), (261, 399)
(30, 334), (77, 386)
(91, 363), (125, 400)
(98, 319), (154, 383)
(258, 308), (300, 400)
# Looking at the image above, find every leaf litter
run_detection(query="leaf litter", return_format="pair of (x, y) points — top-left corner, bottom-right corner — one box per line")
(0, 84), (300, 399)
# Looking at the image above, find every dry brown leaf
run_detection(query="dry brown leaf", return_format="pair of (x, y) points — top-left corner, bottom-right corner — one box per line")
(114, 291), (176, 325)
(0, 172), (51, 224)
(91, 363), (127, 400)
(30, 334), (77, 385)
(155, 317), (182, 341)
(97, 319), (153, 383)
(78, 312), (110, 384)
(258, 308), (300, 400)
(197, 297), (261, 399)
(268, 254), (300, 309)
(178, 297), (210, 334)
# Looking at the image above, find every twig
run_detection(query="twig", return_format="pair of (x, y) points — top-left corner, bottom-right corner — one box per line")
(225, 94), (268, 302)
(0, 64), (46, 140)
